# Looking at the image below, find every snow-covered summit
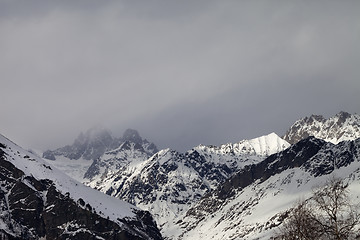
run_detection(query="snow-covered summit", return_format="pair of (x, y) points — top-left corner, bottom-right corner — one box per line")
(193, 132), (290, 158)
(122, 128), (143, 143)
(283, 111), (360, 144)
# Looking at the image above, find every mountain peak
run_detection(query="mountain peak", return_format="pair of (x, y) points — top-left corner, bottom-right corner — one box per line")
(43, 127), (115, 161)
(283, 112), (360, 144)
(191, 132), (289, 163)
(74, 126), (113, 146)
(335, 111), (352, 125)
(122, 128), (142, 143)
(336, 111), (351, 118)
(241, 132), (290, 156)
(307, 114), (326, 123)
(85, 126), (112, 139)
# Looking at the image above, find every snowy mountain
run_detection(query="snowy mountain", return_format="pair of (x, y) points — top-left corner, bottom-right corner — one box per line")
(194, 132), (290, 158)
(84, 129), (158, 182)
(283, 111), (360, 144)
(43, 128), (158, 182)
(0, 134), (163, 240)
(5, 110), (360, 239)
(84, 132), (290, 235)
(173, 137), (360, 240)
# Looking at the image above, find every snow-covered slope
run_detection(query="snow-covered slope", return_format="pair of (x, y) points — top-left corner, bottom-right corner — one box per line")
(0, 134), (163, 239)
(84, 133), (290, 236)
(283, 111), (360, 144)
(174, 137), (360, 240)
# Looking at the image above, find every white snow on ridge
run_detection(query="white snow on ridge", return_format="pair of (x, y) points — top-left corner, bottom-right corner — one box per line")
(246, 132), (290, 156)
(193, 132), (290, 158)
(0, 134), (137, 221)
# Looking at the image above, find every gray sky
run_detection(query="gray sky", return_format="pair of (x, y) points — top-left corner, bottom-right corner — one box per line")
(1, 0), (360, 152)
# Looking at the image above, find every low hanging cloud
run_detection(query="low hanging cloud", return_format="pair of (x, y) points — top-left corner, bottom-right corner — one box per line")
(0, 1), (359, 152)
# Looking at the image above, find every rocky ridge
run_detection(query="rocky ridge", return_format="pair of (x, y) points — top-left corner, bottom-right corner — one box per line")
(283, 111), (360, 144)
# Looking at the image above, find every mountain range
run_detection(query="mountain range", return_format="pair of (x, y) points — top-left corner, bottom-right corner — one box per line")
(176, 136), (360, 239)
(1, 111), (359, 239)
(84, 132), (290, 232)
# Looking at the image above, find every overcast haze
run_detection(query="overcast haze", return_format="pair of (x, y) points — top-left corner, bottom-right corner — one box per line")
(1, 1), (360, 152)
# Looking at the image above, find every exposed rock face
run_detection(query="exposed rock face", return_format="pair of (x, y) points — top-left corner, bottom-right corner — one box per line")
(0, 136), (163, 240)
(283, 111), (360, 144)
(176, 137), (360, 240)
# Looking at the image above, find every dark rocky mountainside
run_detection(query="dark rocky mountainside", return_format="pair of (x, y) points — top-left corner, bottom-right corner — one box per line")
(175, 137), (360, 239)
(283, 111), (360, 144)
(0, 136), (163, 240)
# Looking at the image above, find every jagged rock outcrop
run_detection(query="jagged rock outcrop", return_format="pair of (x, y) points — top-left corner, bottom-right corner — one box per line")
(283, 111), (360, 144)
(0, 135), (163, 240)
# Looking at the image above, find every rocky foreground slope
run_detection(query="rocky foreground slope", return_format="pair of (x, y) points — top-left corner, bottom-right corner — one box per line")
(0, 134), (163, 240)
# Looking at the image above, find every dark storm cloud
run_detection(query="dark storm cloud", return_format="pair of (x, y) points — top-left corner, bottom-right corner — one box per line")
(1, 1), (359, 152)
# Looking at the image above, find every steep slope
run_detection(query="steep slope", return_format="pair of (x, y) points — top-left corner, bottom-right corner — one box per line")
(283, 111), (360, 144)
(0, 134), (163, 240)
(175, 137), (360, 240)
(84, 133), (290, 235)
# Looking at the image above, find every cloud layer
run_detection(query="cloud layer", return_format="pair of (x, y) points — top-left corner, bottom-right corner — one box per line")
(1, 1), (359, 151)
